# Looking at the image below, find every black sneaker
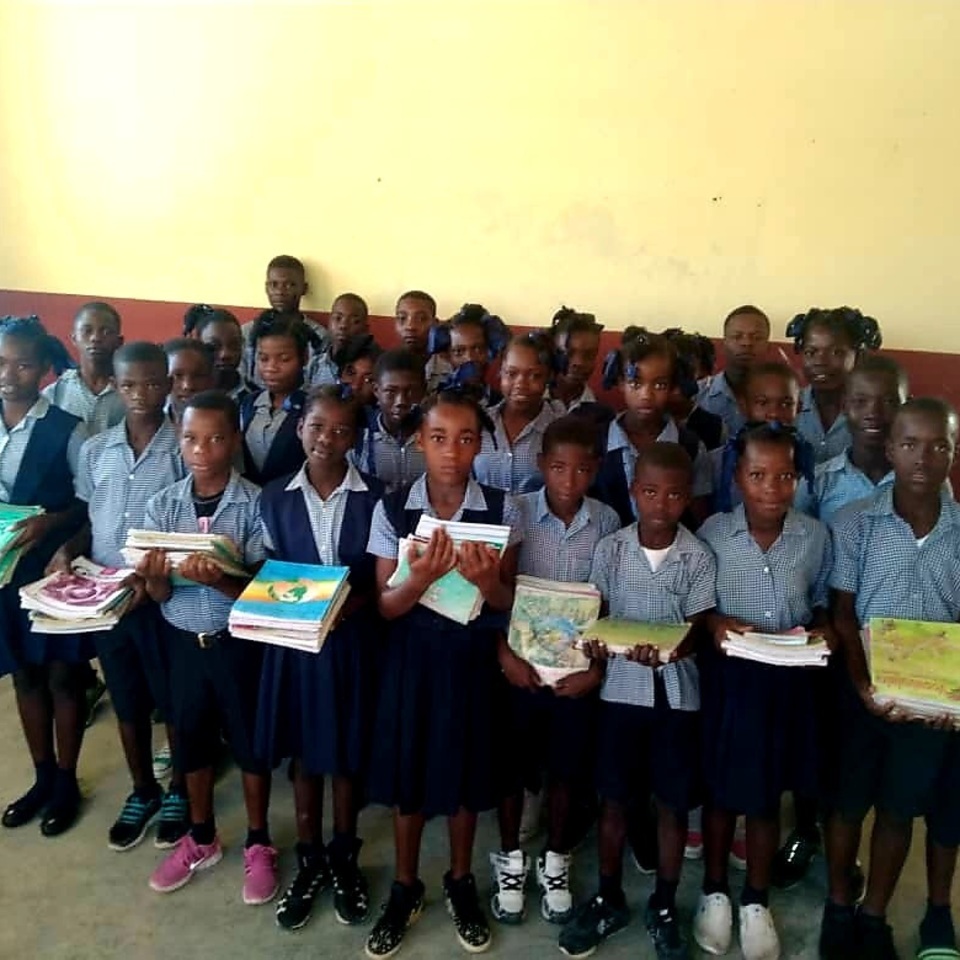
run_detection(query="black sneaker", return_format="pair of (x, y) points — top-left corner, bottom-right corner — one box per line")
(108, 790), (161, 851)
(365, 879), (425, 959)
(330, 839), (370, 925)
(772, 828), (821, 889)
(154, 788), (189, 849)
(559, 894), (631, 958)
(627, 806), (658, 876)
(645, 898), (688, 960)
(84, 674), (108, 728)
(818, 900), (857, 960)
(917, 903), (958, 959)
(276, 844), (331, 931)
(856, 910), (899, 960)
(443, 871), (492, 954)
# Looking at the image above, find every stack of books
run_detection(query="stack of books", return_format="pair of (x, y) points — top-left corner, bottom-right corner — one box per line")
(388, 516), (511, 625)
(866, 617), (960, 720)
(122, 530), (247, 583)
(228, 559), (351, 653)
(20, 558), (134, 633)
(0, 504), (45, 587)
(722, 628), (830, 667)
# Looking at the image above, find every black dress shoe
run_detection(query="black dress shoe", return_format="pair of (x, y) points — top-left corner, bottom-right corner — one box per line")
(2, 783), (53, 829)
(40, 791), (82, 837)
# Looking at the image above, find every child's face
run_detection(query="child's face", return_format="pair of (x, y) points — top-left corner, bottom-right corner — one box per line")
(556, 330), (600, 392)
(179, 406), (238, 480)
(622, 353), (673, 424)
(340, 357), (377, 407)
(375, 370), (425, 433)
(888, 410), (957, 497)
(0, 334), (46, 404)
(736, 440), (798, 523)
(538, 442), (598, 516)
(115, 359), (171, 417)
(72, 309), (123, 367)
(450, 325), (488, 377)
(844, 370), (904, 449)
(169, 350), (215, 414)
(265, 267), (307, 314)
(631, 463), (691, 534)
(395, 297), (435, 353)
(801, 324), (857, 392)
(199, 320), (243, 378)
(298, 398), (355, 469)
(723, 313), (769, 372)
(742, 373), (800, 426)
(255, 334), (303, 395)
(500, 343), (549, 414)
(328, 298), (368, 350)
(418, 402), (481, 486)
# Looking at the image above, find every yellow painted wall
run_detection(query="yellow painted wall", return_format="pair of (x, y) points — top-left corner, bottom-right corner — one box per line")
(1, 0), (958, 350)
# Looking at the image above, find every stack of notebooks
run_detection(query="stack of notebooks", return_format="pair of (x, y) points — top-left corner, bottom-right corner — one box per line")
(722, 628), (830, 667)
(228, 559), (351, 653)
(866, 617), (960, 720)
(122, 529), (247, 583)
(0, 504), (45, 587)
(20, 558), (134, 633)
(388, 516), (511, 625)
(507, 575), (691, 684)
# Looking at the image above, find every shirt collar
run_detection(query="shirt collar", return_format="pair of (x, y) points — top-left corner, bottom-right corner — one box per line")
(107, 416), (178, 449)
(404, 473), (488, 512)
(726, 502), (808, 538)
(534, 487), (592, 531)
(823, 449), (894, 486)
(22, 395), (51, 422)
(621, 523), (698, 566)
(285, 462), (368, 496)
(374, 411), (418, 446)
(706, 373), (736, 400)
(490, 400), (556, 440)
(189, 469), (254, 506)
(607, 413), (678, 452)
(866, 484), (959, 523)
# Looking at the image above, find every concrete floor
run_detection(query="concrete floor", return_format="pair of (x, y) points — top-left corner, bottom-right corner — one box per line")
(0, 681), (948, 960)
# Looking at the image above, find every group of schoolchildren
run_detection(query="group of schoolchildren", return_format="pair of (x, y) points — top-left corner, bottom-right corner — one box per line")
(0, 253), (957, 960)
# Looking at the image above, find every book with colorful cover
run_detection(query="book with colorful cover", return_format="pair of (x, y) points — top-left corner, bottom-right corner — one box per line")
(20, 559), (133, 619)
(867, 617), (960, 719)
(123, 529), (247, 583)
(582, 618), (691, 658)
(0, 504), (45, 587)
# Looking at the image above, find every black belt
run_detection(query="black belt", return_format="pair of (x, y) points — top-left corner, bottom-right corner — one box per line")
(177, 627), (230, 649)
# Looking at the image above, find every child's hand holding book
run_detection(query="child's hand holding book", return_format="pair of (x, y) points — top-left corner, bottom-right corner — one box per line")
(455, 540), (501, 594)
(406, 528), (456, 590)
(10, 513), (55, 553)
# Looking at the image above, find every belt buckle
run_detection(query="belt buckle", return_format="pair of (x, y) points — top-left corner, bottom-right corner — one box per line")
(196, 631), (216, 649)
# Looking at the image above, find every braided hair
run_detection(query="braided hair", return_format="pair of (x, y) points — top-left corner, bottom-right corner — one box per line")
(303, 383), (365, 433)
(601, 327), (678, 390)
(550, 305), (604, 340)
(419, 383), (496, 439)
(0, 315), (75, 375)
(249, 309), (319, 363)
(184, 304), (241, 339)
(786, 307), (882, 354)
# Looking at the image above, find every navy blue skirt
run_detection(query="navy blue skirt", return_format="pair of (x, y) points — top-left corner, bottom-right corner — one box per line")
(254, 611), (374, 777)
(367, 608), (506, 818)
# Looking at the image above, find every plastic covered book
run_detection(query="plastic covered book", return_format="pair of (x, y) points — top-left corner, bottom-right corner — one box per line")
(583, 618), (691, 658)
(21, 558), (134, 633)
(866, 617), (960, 719)
(722, 629), (829, 667)
(0, 504), (45, 587)
(122, 529), (247, 582)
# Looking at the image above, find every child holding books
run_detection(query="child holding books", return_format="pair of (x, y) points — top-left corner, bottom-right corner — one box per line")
(364, 388), (521, 958)
(559, 443), (717, 960)
(164, 338), (215, 424)
(491, 416), (619, 928)
(240, 312), (309, 486)
(695, 423), (831, 960)
(254, 385), (383, 931)
(0, 317), (89, 838)
(334, 334), (381, 408)
(822, 398), (960, 960)
(351, 349), (427, 491)
(473, 332), (562, 494)
(189, 306), (248, 402)
(788, 306), (883, 464)
(141, 391), (276, 904)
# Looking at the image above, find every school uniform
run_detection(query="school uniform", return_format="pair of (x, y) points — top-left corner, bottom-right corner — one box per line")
(695, 373), (744, 438)
(591, 413), (712, 526)
(307, 349), (339, 388)
(503, 491), (620, 795)
(350, 410), (426, 492)
(830, 487), (960, 846)
(698, 506), (832, 817)
(547, 384), (597, 413)
(240, 316), (331, 391)
(240, 388), (306, 487)
(366, 475), (521, 818)
(424, 354), (453, 393)
(0, 398), (87, 676)
(590, 524), (717, 813)
(75, 418), (185, 723)
(42, 368), (125, 435)
(473, 400), (560, 494)
(795, 386), (851, 464)
(254, 463), (384, 776)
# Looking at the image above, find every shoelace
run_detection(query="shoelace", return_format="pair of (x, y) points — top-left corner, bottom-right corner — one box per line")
(334, 860), (367, 898)
(118, 795), (153, 824)
(280, 861), (325, 907)
(159, 793), (187, 821)
(541, 864), (570, 891)
(496, 864), (525, 891)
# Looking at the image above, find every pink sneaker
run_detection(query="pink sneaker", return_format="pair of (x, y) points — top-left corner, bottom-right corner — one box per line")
(149, 834), (223, 893)
(242, 843), (279, 905)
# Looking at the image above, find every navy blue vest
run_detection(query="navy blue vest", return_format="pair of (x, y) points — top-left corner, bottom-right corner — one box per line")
(240, 389), (307, 487)
(686, 406), (725, 451)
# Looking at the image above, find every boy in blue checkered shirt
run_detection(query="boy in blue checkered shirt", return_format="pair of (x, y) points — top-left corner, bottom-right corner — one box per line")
(822, 398), (960, 960)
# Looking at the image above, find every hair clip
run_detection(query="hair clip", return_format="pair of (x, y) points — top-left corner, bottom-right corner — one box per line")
(601, 350), (622, 390)
(427, 323), (452, 357)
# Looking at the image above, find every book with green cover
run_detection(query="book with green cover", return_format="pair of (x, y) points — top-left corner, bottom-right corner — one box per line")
(584, 618), (690, 657)
(0, 504), (44, 587)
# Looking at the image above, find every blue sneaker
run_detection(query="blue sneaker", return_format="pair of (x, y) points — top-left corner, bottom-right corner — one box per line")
(154, 788), (189, 849)
(108, 790), (161, 851)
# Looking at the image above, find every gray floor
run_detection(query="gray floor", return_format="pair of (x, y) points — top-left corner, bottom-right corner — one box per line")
(0, 680), (947, 960)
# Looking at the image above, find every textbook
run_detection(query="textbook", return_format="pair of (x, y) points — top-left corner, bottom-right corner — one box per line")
(582, 618), (691, 659)
(122, 530), (247, 582)
(228, 559), (351, 653)
(0, 504), (45, 587)
(722, 629), (829, 667)
(387, 516), (511, 625)
(866, 617), (960, 720)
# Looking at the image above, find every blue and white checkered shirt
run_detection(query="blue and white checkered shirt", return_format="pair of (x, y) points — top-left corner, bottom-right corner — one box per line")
(367, 474), (522, 559)
(591, 524), (717, 711)
(350, 412), (426, 493)
(698, 505), (832, 631)
(144, 470), (265, 633)
(696, 373), (745, 437)
(42, 370), (125, 436)
(240, 317), (331, 390)
(307, 350), (339, 388)
(515, 489), (620, 582)
(831, 486), (960, 626)
(795, 386), (851, 465)
(794, 450), (893, 527)
(75, 418), (185, 569)
(244, 390), (292, 473)
(547, 385), (597, 413)
(262, 463), (368, 565)
(473, 401), (561, 494)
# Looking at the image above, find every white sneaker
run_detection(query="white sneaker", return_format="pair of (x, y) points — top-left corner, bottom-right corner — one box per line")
(535, 850), (573, 923)
(693, 891), (733, 955)
(152, 742), (172, 781)
(518, 789), (542, 844)
(489, 849), (529, 924)
(739, 903), (780, 960)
